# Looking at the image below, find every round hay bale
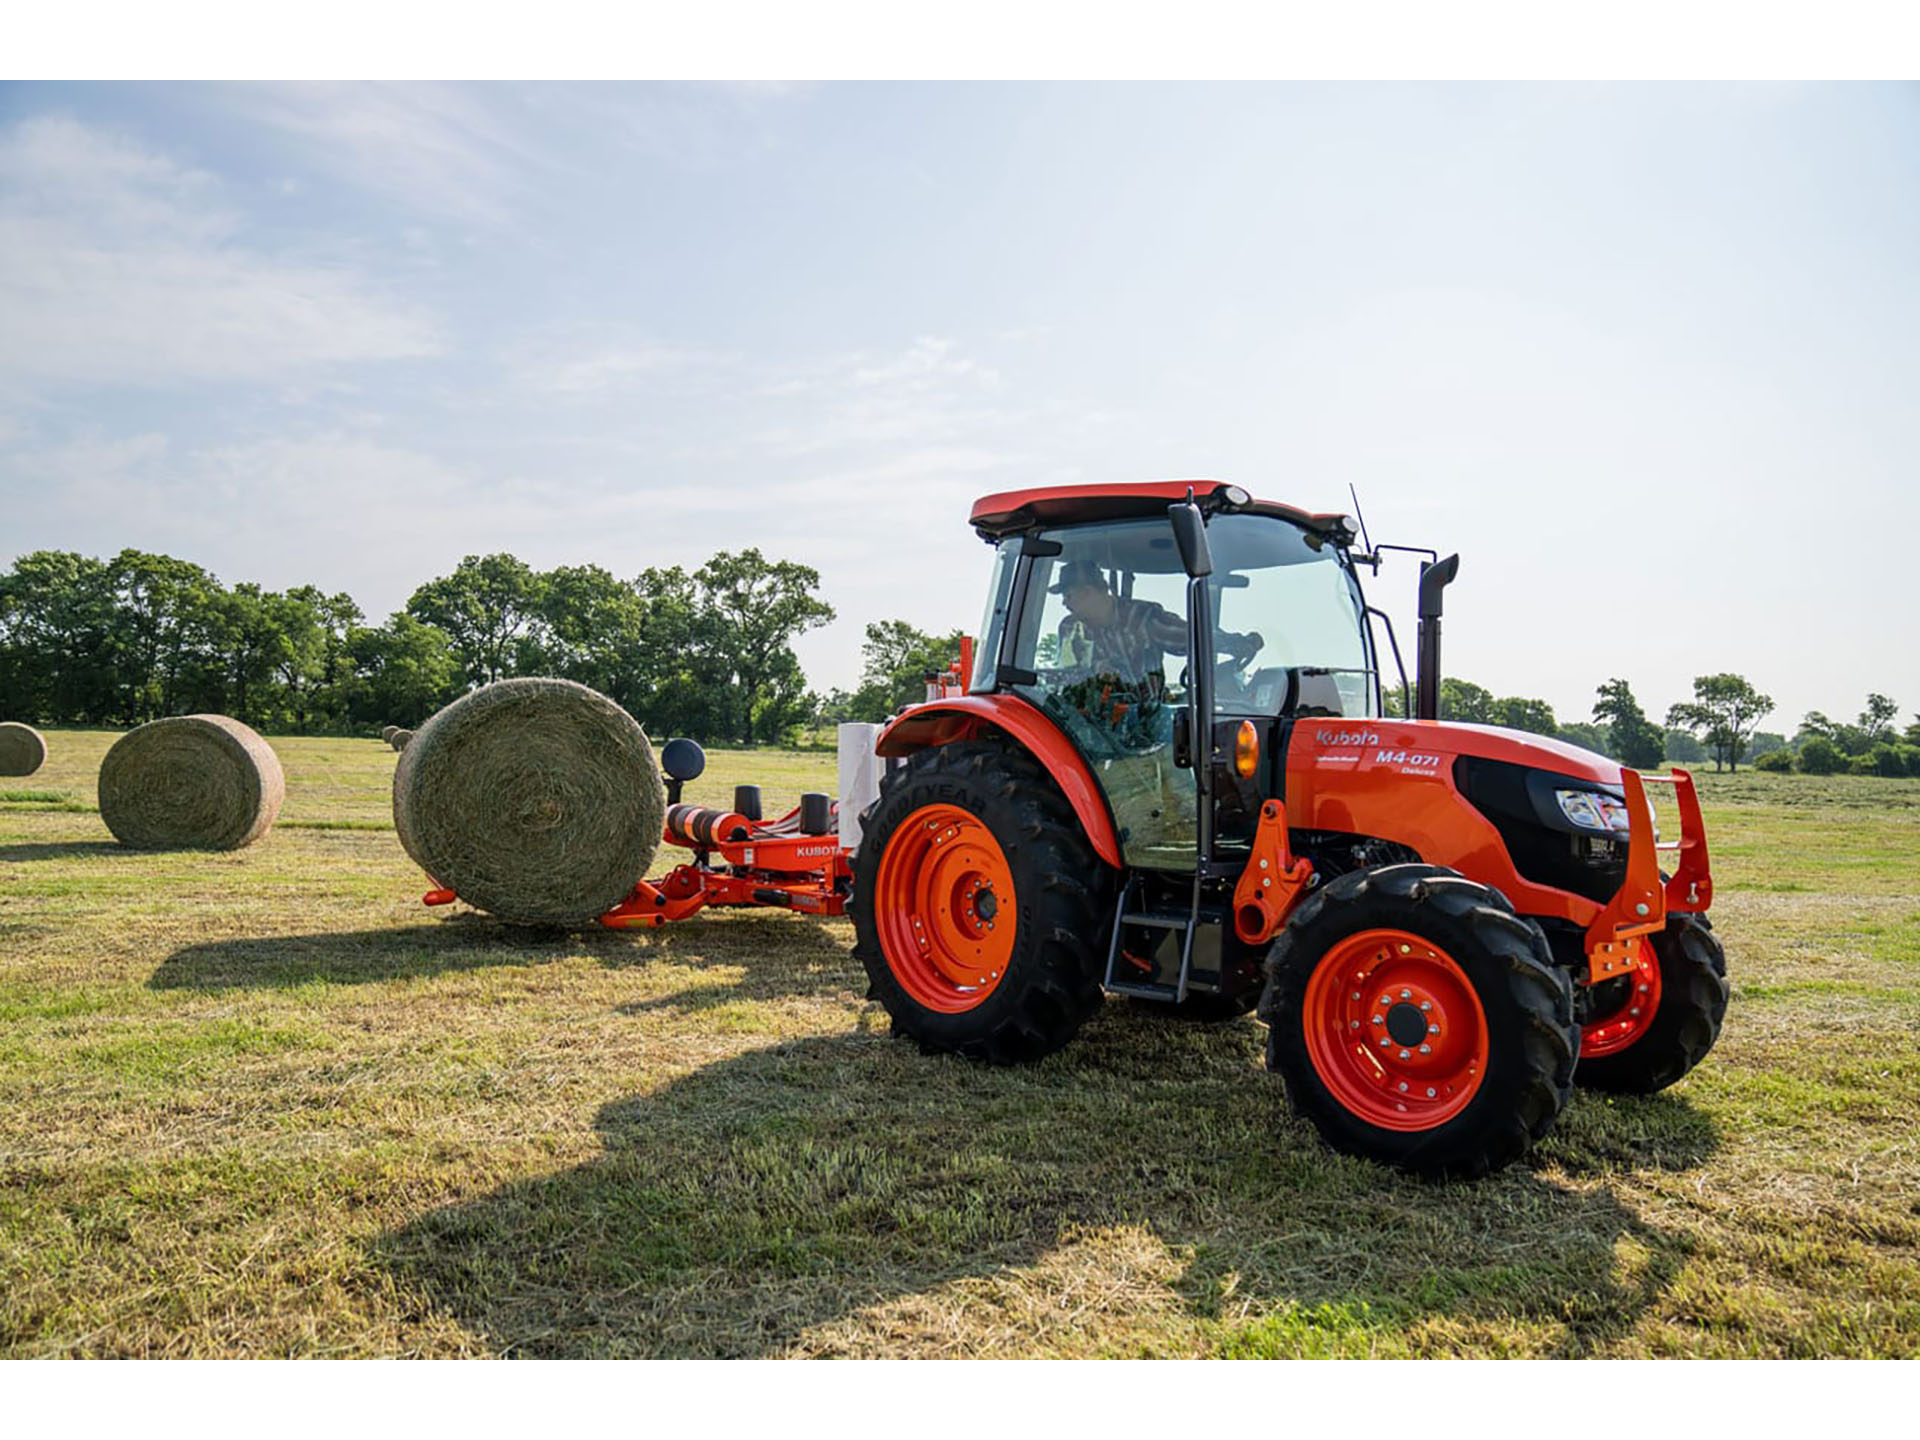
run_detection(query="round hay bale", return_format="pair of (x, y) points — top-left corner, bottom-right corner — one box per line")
(381, 725), (400, 744)
(98, 715), (284, 850)
(393, 678), (665, 925)
(390, 729), (414, 751)
(0, 722), (47, 777)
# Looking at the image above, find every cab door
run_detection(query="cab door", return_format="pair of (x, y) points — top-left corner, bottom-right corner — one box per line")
(1001, 521), (1198, 873)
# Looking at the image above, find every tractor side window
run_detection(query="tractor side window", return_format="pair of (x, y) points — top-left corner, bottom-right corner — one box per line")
(1008, 521), (1198, 872)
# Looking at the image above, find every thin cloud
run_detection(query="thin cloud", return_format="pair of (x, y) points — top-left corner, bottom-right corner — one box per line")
(0, 115), (438, 390)
(230, 83), (536, 228)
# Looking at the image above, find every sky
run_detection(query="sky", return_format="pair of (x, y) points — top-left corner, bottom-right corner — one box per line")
(2, 80), (1917, 735)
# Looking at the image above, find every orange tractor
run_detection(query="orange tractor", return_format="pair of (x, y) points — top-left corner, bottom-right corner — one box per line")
(435, 480), (1728, 1178)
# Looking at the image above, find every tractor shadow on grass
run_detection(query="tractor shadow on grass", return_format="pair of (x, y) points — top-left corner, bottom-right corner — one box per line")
(373, 1018), (1720, 1358)
(149, 911), (858, 999)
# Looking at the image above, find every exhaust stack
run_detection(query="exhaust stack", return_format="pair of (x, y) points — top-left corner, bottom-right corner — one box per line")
(1415, 554), (1460, 721)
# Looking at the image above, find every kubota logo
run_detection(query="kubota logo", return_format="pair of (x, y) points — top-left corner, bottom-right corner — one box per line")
(1316, 728), (1380, 747)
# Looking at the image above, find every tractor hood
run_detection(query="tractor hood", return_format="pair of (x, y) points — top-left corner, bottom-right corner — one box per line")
(1292, 718), (1621, 789)
(1285, 717), (1631, 924)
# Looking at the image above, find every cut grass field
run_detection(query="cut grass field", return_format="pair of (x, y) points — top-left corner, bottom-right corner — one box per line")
(2, 729), (1916, 1357)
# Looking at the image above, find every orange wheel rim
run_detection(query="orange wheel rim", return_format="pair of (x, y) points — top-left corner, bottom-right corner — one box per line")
(1580, 939), (1662, 1059)
(1302, 929), (1489, 1132)
(874, 803), (1016, 1013)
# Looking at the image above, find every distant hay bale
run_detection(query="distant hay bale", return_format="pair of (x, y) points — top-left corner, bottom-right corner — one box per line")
(390, 729), (414, 751)
(0, 723), (47, 777)
(98, 715), (284, 850)
(381, 726), (400, 744)
(393, 678), (665, 925)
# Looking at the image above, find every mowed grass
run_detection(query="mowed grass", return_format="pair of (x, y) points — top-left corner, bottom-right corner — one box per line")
(1, 732), (1916, 1357)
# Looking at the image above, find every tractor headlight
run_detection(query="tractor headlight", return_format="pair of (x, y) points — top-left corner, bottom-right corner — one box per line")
(1555, 788), (1630, 835)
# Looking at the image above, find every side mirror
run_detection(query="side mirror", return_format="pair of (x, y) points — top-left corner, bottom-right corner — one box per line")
(1170, 502), (1213, 578)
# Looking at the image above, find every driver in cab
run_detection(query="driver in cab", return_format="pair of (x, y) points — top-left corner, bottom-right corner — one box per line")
(1053, 561), (1261, 689)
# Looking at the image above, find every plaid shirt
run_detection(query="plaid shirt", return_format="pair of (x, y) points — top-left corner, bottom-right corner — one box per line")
(1057, 596), (1189, 683)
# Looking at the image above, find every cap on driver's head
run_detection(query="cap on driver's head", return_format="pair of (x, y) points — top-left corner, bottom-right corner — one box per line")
(1050, 560), (1105, 595)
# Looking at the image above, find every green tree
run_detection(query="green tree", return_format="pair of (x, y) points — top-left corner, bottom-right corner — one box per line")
(849, 619), (968, 721)
(279, 586), (364, 731)
(1859, 693), (1898, 745)
(1438, 678), (1499, 724)
(529, 564), (649, 709)
(1592, 678), (1665, 769)
(695, 549), (835, 744)
(407, 554), (546, 688)
(1495, 695), (1557, 737)
(0, 551), (122, 722)
(1796, 733), (1843, 775)
(1666, 674), (1774, 772)
(1663, 727), (1706, 763)
(107, 550), (227, 723)
(1555, 721), (1613, 756)
(347, 614), (463, 727)
(625, 564), (732, 742)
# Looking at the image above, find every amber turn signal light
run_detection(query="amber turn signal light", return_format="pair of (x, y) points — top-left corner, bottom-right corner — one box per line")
(1233, 720), (1259, 779)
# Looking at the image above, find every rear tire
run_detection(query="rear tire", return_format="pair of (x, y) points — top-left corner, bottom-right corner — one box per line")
(852, 739), (1115, 1064)
(1259, 864), (1578, 1180)
(1576, 914), (1728, 1093)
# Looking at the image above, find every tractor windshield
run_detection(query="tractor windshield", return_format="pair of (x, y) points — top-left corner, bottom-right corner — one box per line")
(1205, 513), (1377, 720)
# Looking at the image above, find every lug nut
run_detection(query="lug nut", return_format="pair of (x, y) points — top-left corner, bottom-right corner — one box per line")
(1399, 1049), (1411, 1060)
(1426, 1088), (1436, 1098)
(1420, 1001), (1432, 1012)
(1428, 1023), (1440, 1035)
(1400, 989), (1411, 999)
(1371, 1014), (1383, 1026)
(1419, 1044), (1431, 1055)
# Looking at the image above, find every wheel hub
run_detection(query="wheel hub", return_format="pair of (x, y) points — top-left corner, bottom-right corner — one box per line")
(1581, 939), (1662, 1059)
(873, 803), (1017, 1014)
(1384, 1001), (1427, 1047)
(1302, 928), (1490, 1132)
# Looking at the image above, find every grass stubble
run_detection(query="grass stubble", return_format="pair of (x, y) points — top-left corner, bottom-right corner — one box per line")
(0, 732), (1915, 1357)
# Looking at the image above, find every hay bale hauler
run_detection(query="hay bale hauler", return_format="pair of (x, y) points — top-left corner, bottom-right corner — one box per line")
(416, 481), (1726, 1178)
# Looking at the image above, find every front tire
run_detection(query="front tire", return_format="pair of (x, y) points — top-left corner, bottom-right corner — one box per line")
(1259, 864), (1578, 1180)
(852, 739), (1115, 1064)
(1576, 914), (1728, 1093)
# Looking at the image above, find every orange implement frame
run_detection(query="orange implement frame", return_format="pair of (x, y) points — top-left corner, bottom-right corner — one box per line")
(423, 801), (851, 928)
(1581, 766), (1711, 985)
(600, 803), (850, 928)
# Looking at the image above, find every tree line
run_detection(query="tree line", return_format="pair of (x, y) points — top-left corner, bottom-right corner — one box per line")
(6, 548), (1913, 772)
(0, 549), (845, 745)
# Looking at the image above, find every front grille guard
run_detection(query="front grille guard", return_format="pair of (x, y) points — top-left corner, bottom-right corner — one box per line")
(1581, 768), (1712, 983)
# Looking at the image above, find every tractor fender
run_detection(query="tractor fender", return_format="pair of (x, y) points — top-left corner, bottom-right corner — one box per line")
(875, 694), (1125, 870)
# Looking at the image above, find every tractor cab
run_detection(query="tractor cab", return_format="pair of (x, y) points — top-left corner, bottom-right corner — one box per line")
(941, 482), (1382, 1007)
(970, 483), (1378, 871)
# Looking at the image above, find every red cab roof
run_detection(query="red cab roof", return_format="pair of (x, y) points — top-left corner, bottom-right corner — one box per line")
(968, 479), (1349, 540)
